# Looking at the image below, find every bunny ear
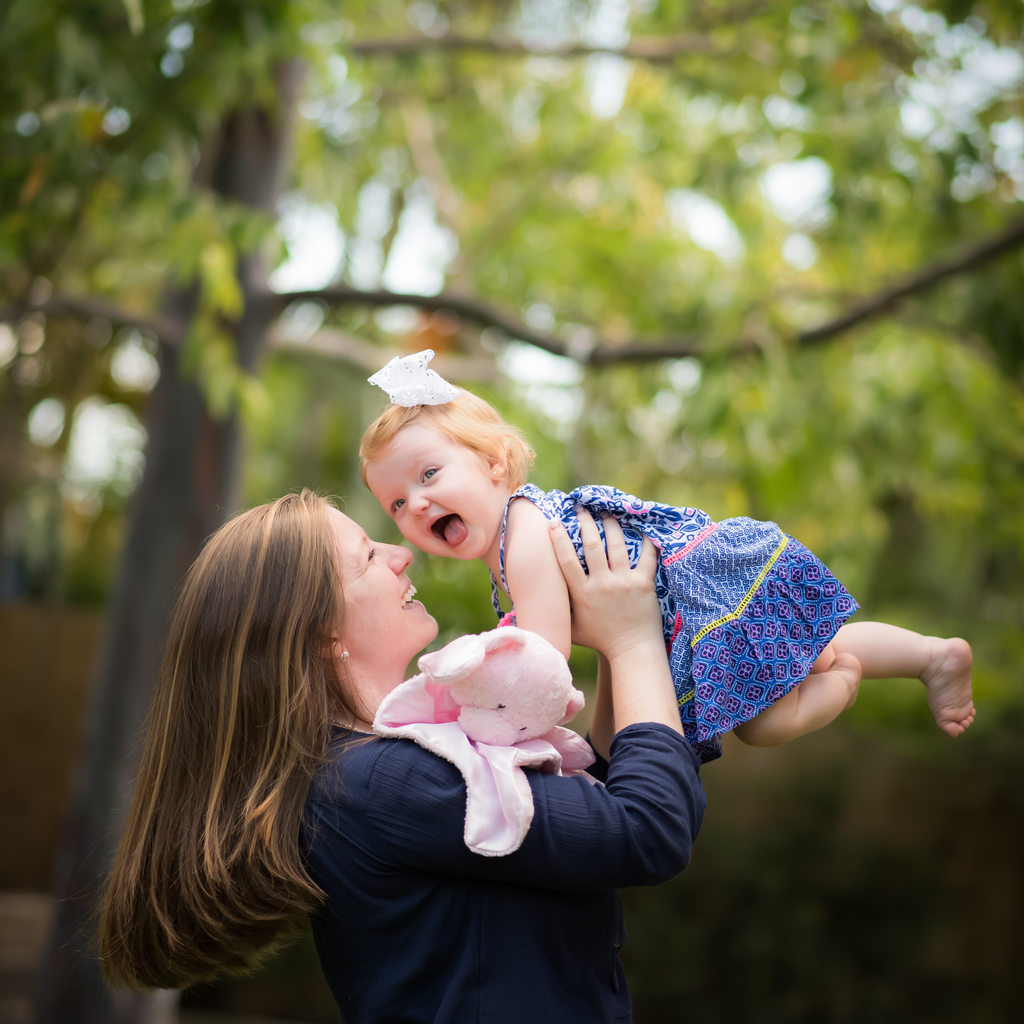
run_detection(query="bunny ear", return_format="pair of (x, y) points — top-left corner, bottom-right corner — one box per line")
(418, 632), (486, 682)
(479, 625), (528, 653)
(367, 348), (461, 407)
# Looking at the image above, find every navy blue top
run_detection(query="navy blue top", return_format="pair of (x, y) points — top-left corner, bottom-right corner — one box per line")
(302, 722), (705, 1024)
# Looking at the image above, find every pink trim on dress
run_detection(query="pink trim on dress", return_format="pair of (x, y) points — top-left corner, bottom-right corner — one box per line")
(667, 613), (684, 652)
(662, 523), (719, 565)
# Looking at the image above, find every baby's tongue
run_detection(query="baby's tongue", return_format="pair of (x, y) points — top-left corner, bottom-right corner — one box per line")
(443, 516), (468, 546)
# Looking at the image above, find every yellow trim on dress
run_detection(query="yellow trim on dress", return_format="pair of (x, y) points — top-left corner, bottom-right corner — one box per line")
(689, 535), (789, 648)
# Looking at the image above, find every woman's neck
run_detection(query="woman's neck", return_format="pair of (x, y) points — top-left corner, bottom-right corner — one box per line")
(342, 660), (411, 731)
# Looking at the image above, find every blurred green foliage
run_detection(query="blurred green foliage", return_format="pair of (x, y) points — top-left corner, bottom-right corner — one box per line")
(2, 0), (1022, 1018)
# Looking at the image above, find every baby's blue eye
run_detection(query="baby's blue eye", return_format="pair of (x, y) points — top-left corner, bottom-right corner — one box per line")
(423, 467), (437, 481)
(391, 498), (405, 513)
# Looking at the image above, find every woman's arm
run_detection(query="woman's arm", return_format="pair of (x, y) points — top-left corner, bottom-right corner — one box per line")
(587, 654), (614, 762)
(551, 511), (682, 738)
(321, 721), (703, 892)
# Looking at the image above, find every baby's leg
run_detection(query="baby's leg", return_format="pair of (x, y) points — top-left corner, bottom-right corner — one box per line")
(733, 646), (862, 746)
(832, 622), (975, 737)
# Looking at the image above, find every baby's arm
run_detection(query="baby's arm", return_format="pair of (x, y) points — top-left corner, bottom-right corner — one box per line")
(502, 498), (573, 660)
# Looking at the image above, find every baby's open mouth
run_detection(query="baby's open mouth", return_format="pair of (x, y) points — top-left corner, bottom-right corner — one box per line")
(432, 514), (468, 546)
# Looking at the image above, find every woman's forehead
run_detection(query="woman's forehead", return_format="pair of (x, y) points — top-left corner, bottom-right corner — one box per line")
(327, 508), (370, 561)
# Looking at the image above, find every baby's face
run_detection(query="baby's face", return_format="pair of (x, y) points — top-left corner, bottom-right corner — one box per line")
(365, 422), (511, 563)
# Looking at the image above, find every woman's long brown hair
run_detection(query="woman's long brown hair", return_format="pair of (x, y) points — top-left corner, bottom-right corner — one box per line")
(98, 490), (356, 989)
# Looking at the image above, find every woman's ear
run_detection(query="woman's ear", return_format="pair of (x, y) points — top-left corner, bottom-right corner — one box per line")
(488, 458), (508, 480)
(329, 637), (350, 663)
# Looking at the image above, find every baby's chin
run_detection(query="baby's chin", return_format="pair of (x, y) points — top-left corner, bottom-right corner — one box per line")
(428, 534), (483, 562)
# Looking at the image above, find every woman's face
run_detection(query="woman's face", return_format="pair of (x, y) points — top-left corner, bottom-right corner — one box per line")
(327, 508), (438, 688)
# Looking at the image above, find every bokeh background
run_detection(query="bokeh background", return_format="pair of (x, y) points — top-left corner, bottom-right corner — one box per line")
(1, 1), (1022, 1022)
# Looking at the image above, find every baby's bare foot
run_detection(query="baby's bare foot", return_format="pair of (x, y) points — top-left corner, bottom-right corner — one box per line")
(923, 637), (975, 737)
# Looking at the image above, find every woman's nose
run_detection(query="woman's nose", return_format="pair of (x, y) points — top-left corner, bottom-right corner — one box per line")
(386, 544), (414, 574)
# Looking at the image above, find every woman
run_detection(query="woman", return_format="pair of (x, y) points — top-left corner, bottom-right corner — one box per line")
(98, 489), (705, 1022)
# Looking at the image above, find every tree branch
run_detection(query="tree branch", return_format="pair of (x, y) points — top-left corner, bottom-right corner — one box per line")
(347, 16), (920, 79)
(349, 31), (730, 63)
(0, 294), (182, 345)
(264, 284), (709, 362)
(264, 283), (629, 357)
(400, 94), (462, 235)
(268, 214), (1024, 363)
(796, 215), (1024, 345)
(268, 323), (497, 381)
(12, 216), (1024, 368)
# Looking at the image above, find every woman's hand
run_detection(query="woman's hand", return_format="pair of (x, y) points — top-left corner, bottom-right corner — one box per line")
(548, 510), (663, 659)
(549, 509), (682, 739)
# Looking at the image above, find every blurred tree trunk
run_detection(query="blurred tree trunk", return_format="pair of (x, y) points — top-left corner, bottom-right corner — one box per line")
(33, 62), (303, 1024)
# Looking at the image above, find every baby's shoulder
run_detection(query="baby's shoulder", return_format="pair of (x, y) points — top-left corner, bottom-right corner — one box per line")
(505, 495), (558, 551)
(509, 483), (574, 519)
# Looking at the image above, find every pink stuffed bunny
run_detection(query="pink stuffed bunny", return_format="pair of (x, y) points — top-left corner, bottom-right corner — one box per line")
(417, 626), (586, 748)
(374, 626), (596, 856)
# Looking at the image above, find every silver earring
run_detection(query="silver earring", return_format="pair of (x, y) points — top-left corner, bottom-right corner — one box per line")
(339, 650), (350, 662)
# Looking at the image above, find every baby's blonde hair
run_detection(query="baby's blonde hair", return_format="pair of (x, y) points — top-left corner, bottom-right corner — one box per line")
(360, 390), (535, 490)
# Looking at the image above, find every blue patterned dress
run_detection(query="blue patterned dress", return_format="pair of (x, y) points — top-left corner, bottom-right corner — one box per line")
(490, 484), (859, 763)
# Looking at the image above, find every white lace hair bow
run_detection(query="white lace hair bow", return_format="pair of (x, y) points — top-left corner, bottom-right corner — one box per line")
(367, 349), (461, 407)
